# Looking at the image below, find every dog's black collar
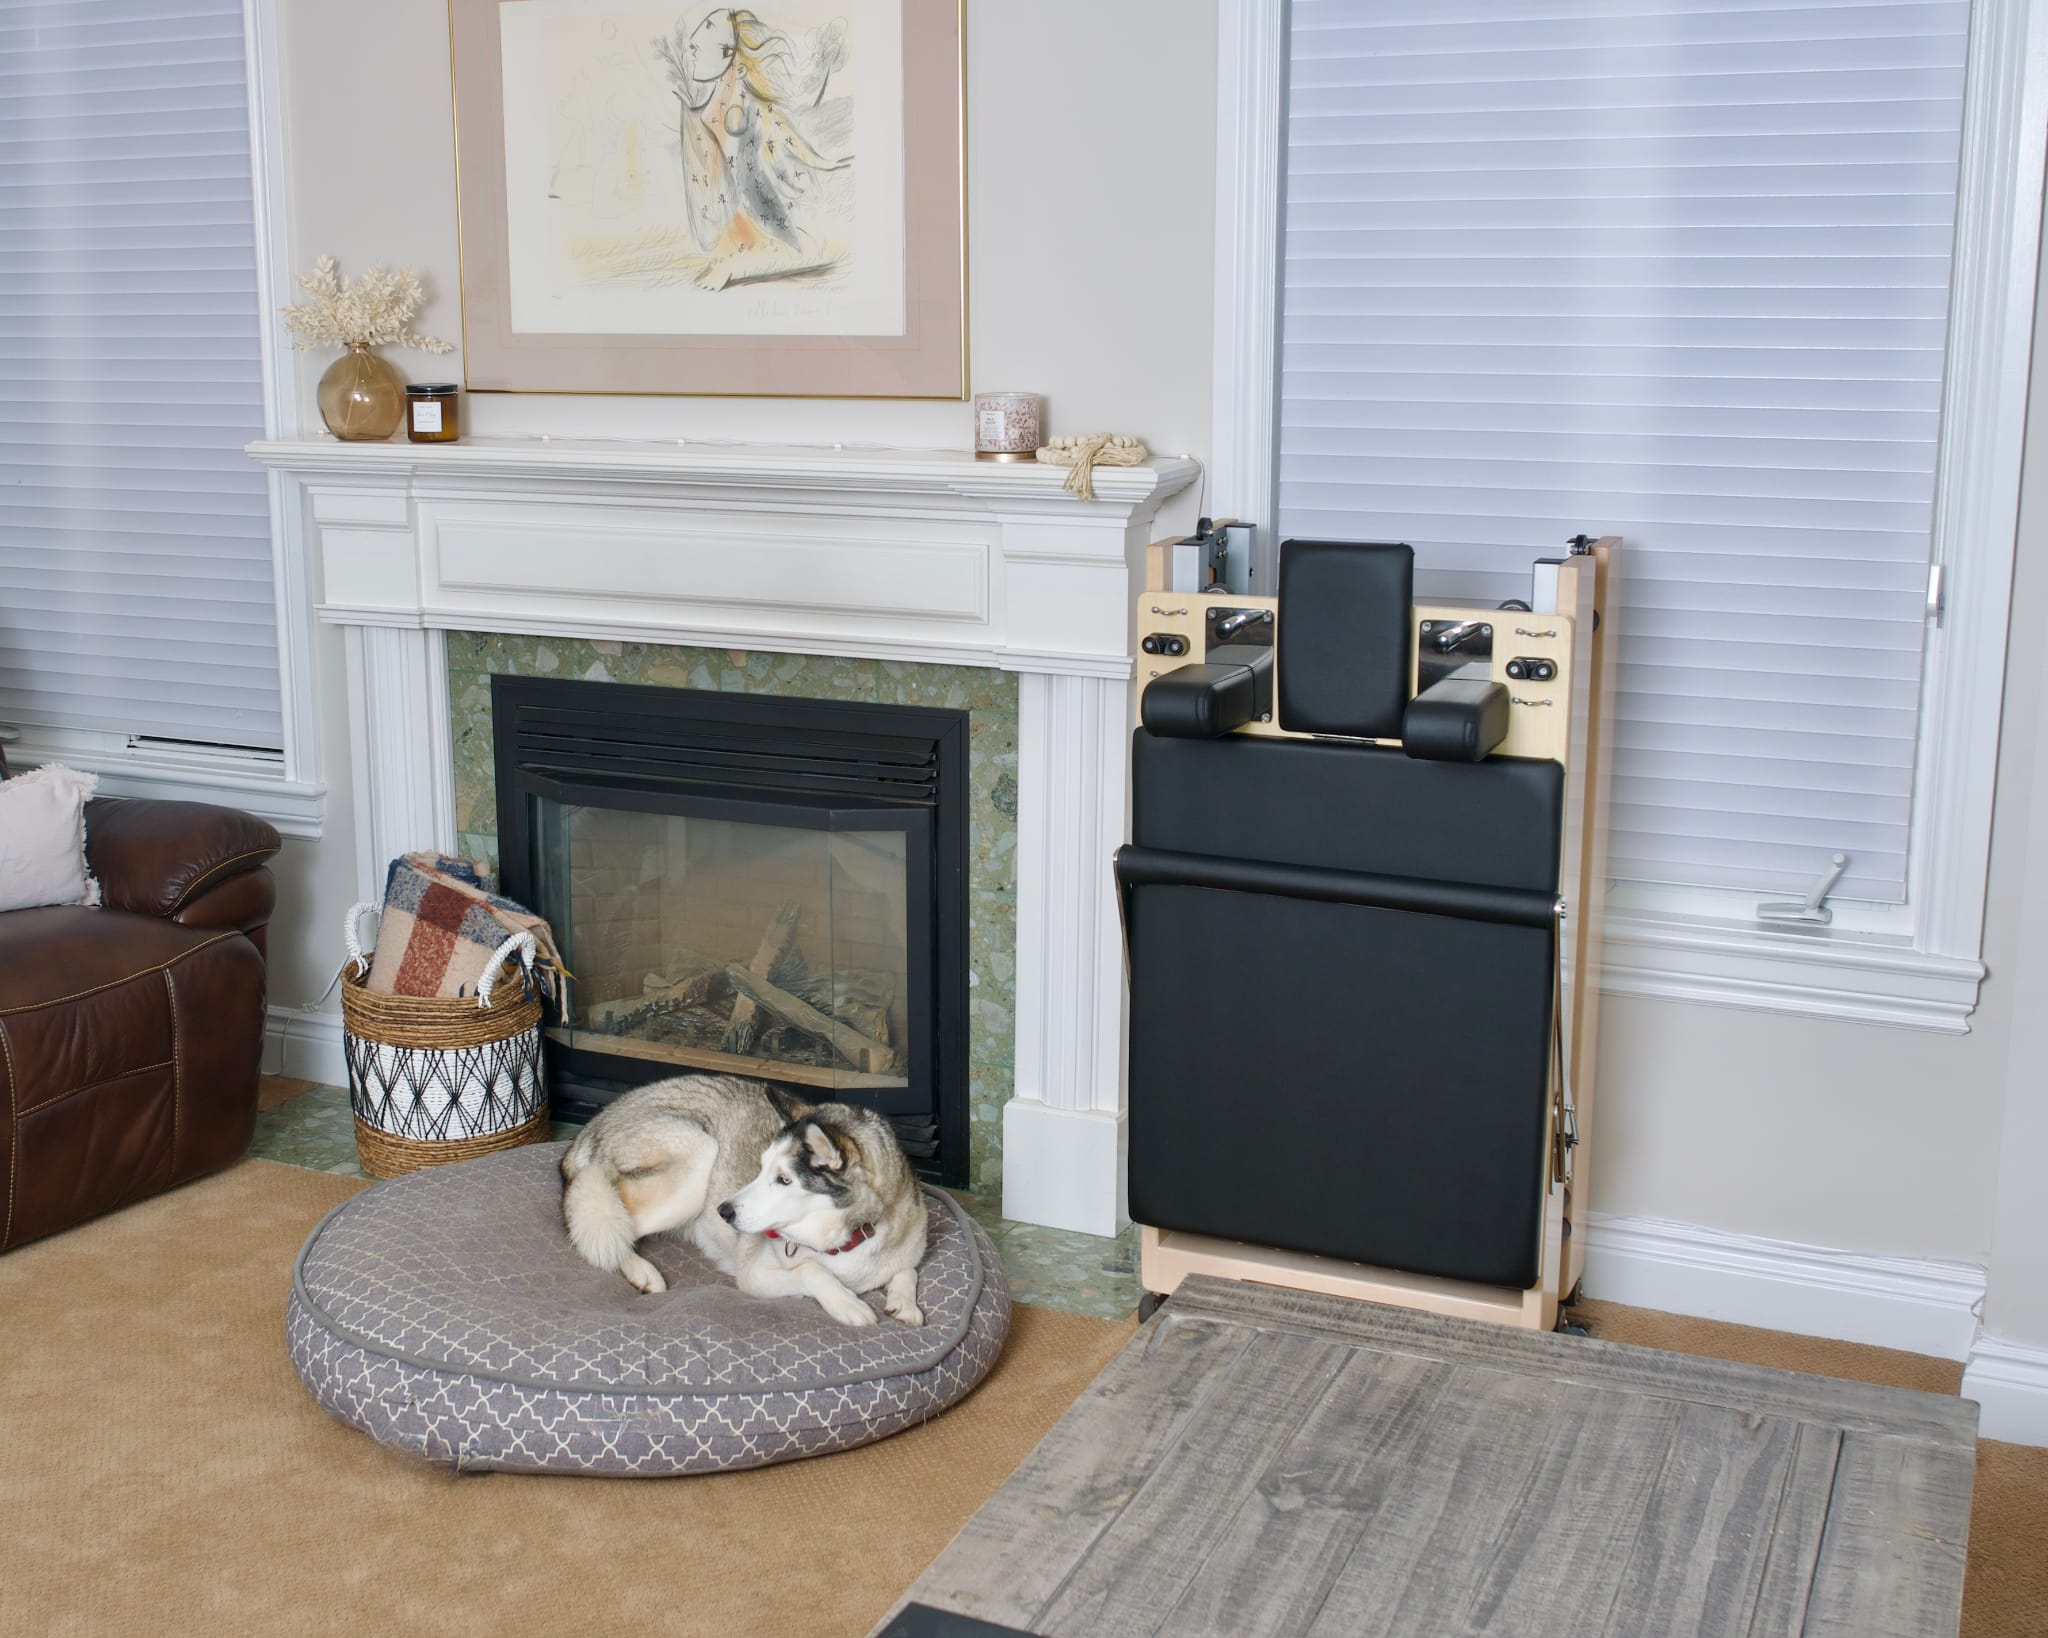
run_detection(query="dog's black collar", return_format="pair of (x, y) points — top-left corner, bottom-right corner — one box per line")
(763, 1222), (875, 1257)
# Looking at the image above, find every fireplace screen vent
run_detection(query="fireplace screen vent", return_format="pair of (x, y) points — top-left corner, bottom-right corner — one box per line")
(506, 705), (945, 807)
(492, 677), (970, 1185)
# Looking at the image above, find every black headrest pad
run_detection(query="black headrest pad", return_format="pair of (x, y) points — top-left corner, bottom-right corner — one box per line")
(1277, 539), (1414, 738)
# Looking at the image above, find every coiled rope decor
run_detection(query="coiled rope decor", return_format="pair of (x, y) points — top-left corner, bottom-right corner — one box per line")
(1035, 433), (1149, 501)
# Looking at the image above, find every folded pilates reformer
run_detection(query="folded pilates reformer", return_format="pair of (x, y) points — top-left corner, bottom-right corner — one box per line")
(1117, 534), (1619, 1331)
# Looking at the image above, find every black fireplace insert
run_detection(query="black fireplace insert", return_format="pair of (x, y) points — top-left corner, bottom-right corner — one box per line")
(491, 675), (970, 1186)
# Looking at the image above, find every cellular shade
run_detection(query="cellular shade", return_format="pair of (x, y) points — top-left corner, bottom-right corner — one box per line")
(1277, 0), (1969, 902)
(0, 0), (281, 751)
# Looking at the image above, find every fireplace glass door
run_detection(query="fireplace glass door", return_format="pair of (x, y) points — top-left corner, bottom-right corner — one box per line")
(492, 675), (968, 1182)
(532, 790), (929, 1110)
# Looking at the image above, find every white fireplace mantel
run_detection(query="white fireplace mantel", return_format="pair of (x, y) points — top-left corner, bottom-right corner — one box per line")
(252, 435), (1201, 1236)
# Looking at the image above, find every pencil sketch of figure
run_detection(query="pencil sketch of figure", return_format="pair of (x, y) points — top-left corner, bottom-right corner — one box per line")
(656, 8), (853, 290)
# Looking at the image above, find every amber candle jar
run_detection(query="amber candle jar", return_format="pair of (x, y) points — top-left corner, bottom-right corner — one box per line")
(405, 383), (460, 443)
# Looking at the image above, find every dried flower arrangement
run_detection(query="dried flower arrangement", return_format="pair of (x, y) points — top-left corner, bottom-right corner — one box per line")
(280, 256), (456, 354)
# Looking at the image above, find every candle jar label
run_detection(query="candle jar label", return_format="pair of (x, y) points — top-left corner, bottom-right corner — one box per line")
(974, 392), (1043, 455)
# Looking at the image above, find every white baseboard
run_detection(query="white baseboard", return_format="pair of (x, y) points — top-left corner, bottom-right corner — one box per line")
(1963, 1335), (2048, 1446)
(263, 1006), (347, 1086)
(1001, 1099), (1127, 1237)
(1581, 1212), (1986, 1362)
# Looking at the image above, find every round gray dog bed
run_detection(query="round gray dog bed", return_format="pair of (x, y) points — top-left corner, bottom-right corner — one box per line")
(286, 1142), (1011, 1475)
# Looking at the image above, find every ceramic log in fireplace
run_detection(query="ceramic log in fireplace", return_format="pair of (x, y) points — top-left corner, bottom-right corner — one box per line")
(492, 676), (970, 1186)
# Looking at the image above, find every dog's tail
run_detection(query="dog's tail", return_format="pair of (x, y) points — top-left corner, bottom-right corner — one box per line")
(562, 1159), (642, 1280)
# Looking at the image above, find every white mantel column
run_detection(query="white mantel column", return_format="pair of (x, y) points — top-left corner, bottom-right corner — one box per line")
(342, 624), (456, 902)
(1003, 671), (1134, 1236)
(319, 475), (458, 899)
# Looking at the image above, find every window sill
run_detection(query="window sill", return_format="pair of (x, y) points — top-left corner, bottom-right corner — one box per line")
(1599, 905), (1984, 1035)
(6, 727), (324, 839)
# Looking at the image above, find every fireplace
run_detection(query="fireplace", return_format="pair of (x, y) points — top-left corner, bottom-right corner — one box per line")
(257, 434), (1199, 1232)
(491, 675), (971, 1186)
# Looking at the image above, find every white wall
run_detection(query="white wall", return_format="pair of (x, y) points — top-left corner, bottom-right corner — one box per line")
(260, 0), (1220, 1029)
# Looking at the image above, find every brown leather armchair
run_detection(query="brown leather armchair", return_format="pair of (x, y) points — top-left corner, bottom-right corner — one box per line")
(0, 793), (282, 1253)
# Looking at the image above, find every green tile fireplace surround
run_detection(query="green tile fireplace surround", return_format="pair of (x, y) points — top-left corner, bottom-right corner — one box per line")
(445, 631), (1021, 1197)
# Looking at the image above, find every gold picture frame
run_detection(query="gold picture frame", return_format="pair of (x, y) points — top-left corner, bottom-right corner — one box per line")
(448, 0), (966, 398)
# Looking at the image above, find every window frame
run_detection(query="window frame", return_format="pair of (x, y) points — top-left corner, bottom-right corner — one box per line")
(3, 0), (323, 838)
(1211, 0), (2048, 1031)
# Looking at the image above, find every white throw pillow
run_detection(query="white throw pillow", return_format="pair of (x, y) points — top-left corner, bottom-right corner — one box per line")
(0, 764), (102, 913)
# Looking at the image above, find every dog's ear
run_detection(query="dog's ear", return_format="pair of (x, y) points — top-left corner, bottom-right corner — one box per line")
(799, 1120), (846, 1172)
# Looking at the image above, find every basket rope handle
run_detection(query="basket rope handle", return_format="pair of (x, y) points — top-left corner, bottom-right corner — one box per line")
(342, 899), (381, 977)
(477, 930), (538, 1010)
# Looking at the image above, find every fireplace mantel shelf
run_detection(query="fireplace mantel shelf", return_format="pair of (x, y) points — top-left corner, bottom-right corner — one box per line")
(250, 435), (1200, 510)
(252, 432), (1199, 680)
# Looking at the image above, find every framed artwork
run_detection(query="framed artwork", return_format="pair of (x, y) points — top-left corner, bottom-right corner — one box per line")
(448, 0), (965, 398)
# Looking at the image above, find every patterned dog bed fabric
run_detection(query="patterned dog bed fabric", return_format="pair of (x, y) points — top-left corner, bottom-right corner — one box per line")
(286, 1142), (1011, 1474)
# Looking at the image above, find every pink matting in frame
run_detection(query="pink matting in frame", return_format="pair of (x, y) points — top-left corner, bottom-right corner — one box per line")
(449, 0), (965, 399)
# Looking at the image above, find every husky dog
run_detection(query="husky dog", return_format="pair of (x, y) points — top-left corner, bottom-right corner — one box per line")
(559, 1074), (927, 1328)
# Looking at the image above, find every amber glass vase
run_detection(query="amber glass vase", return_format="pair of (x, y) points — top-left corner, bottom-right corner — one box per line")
(317, 344), (404, 440)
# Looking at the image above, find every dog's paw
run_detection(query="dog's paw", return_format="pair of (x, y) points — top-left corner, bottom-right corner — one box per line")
(622, 1255), (666, 1295)
(883, 1269), (922, 1327)
(825, 1296), (879, 1328)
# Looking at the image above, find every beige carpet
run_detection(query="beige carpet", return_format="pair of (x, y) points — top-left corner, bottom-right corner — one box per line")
(4, 1164), (2044, 1637)
(0, 1160), (1131, 1638)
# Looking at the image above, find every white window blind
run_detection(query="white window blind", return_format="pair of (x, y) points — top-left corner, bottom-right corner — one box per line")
(1277, 0), (1969, 904)
(0, 0), (281, 751)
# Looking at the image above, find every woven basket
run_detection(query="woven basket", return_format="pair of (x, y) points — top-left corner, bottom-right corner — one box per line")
(339, 902), (549, 1180)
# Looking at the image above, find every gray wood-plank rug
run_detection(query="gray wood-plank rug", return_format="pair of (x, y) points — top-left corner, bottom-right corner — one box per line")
(885, 1275), (1977, 1638)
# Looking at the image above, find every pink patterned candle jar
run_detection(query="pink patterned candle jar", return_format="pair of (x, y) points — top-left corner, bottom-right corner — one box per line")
(974, 391), (1044, 461)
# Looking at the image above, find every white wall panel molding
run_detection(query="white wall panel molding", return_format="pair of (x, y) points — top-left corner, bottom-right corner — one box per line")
(6, 724), (325, 839)
(1909, 0), (2048, 967)
(1963, 1335), (2048, 1447)
(244, 0), (324, 820)
(1600, 909), (1986, 1034)
(1001, 1102), (1129, 1240)
(264, 1005), (349, 1087)
(1583, 1212), (1988, 1362)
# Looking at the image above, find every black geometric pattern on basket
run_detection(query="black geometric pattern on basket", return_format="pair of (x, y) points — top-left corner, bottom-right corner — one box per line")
(345, 1028), (544, 1141)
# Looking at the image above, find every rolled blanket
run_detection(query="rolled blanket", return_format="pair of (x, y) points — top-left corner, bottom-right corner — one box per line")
(363, 852), (564, 1001)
